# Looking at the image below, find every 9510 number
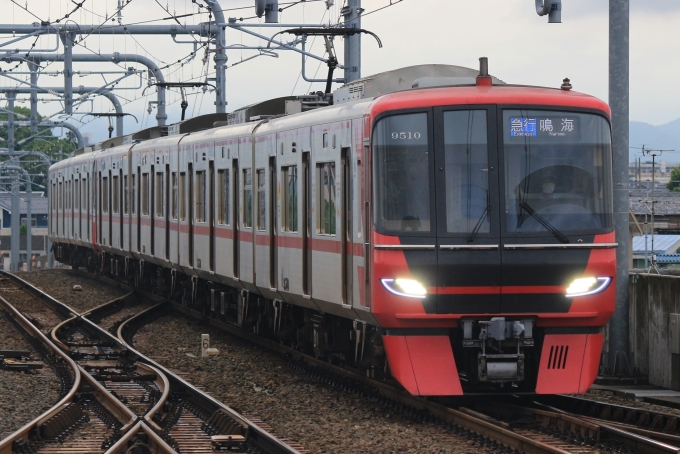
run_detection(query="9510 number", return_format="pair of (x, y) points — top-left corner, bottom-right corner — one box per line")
(391, 132), (422, 140)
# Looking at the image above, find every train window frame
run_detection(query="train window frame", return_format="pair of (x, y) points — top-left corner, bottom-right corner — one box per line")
(497, 105), (614, 237)
(155, 171), (164, 218)
(243, 168), (253, 228)
(256, 169), (266, 231)
(195, 170), (206, 223)
(316, 161), (336, 236)
(131, 174), (136, 215)
(74, 179), (80, 211)
(141, 173), (149, 216)
(217, 169), (229, 225)
(281, 165), (298, 232)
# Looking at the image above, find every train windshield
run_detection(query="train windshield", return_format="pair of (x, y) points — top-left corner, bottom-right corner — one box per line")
(503, 110), (613, 234)
(372, 113), (432, 233)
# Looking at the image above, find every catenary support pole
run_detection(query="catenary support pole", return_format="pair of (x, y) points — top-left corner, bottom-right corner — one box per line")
(29, 58), (39, 133)
(26, 177), (32, 271)
(608, 0), (630, 375)
(61, 33), (75, 115)
(204, 0), (227, 113)
(342, 0), (361, 83)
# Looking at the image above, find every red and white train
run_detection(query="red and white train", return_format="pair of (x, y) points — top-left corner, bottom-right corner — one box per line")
(49, 63), (616, 395)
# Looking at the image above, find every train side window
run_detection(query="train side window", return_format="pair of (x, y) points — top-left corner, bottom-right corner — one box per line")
(123, 175), (129, 215)
(179, 172), (186, 221)
(155, 172), (164, 217)
(217, 169), (229, 225)
(195, 171), (206, 223)
(102, 177), (109, 214)
(281, 166), (298, 232)
(171, 172), (178, 220)
(256, 169), (266, 230)
(112, 175), (119, 214)
(141, 173), (149, 216)
(317, 162), (336, 235)
(243, 169), (253, 228)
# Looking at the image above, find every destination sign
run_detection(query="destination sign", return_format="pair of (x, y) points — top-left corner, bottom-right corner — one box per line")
(509, 116), (580, 139)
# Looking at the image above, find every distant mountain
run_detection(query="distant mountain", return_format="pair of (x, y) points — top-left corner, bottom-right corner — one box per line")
(630, 119), (680, 162)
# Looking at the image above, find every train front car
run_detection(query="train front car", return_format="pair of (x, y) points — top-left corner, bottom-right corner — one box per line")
(369, 85), (615, 396)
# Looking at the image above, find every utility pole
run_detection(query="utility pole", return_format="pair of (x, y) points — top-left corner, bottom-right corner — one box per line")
(642, 146), (674, 272)
(343, 0), (362, 82)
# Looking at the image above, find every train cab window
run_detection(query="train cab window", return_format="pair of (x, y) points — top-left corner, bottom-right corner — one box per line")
(124, 175), (129, 215)
(141, 173), (149, 216)
(102, 177), (109, 214)
(195, 171), (206, 223)
(443, 110), (490, 234)
(217, 169), (229, 225)
(243, 169), (253, 228)
(317, 162), (336, 235)
(282, 166), (298, 232)
(155, 172), (164, 218)
(171, 172), (178, 220)
(372, 113), (431, 233)
(179, 172), (186, 221)
(112, 175), (119, 214)
(257, 169), (266, 231)
(503, 110), (613, 233)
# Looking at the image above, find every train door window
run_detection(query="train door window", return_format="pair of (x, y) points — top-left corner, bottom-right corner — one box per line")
(52, 183), (57, 210)
(155, 172), (164, 217)
(82, 177), (88, 213)
(171, 172), (178, 220)
(317, 162), (336, 235)
(217, 169), (229, 225)
(443, 110), (490, 234)
(179, 172), (187, 221)
(195, 171), (206, 223)
(75, 179), (80, 211)
(58, 182), (63, 210)
(141, 173), (149, 216)
(123, 175), (129, 215)
(282, 166), (298, 232)
(112, 175), (119, 214)
(243, 169), (253, 228)
(256, 169), (266, 230)
(102, 176), (109, 214)
(131, 175), (136, 215)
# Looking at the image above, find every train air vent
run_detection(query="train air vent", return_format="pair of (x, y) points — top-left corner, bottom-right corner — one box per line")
(547, 345), (569, 369)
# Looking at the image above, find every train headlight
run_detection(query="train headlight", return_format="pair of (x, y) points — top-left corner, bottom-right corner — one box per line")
(565, 277), (611, 297)
(381, 278), (427, 299)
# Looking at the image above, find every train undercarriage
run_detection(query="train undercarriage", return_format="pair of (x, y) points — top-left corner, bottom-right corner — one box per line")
(55, 243), (571, 394)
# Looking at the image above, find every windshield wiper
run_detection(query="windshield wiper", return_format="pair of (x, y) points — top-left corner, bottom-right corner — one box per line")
(467, 191), (490, 243)
(519, 202), (570, 244)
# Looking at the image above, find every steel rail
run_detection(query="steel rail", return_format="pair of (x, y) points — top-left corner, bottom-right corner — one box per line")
(0, 293), (82, 454)
(115, 293), (305, 454)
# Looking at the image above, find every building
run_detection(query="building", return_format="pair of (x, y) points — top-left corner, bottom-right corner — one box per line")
(0, 192), (48, 235)
(631, 234), (680, 269)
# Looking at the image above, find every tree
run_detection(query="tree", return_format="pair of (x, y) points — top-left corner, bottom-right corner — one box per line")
(667, 166), (680, 192)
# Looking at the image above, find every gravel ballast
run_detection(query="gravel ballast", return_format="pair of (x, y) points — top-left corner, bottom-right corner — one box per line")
(0, 315), (62, 441)
(133, 315), (491, 454)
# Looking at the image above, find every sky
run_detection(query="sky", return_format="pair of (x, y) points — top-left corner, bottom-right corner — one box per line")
(2, 0), (680, 145)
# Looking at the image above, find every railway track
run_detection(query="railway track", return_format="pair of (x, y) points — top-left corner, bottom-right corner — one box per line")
(0, 271), (304, 454)
(106, 280), (680, 454)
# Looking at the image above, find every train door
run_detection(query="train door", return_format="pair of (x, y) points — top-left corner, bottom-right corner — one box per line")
(302, 151), (312, 295)
(212, 142), (234, 280)
(341, 148), (353, 305)
(232, 159), (240, 278)
(268, 156), (276, 288)
(166, 162), (171, 260)
(209, 160), (215, 271)
(188, 162), (194, 267)
(434, 106), (501, 314)
(150, 164), (155, 256)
